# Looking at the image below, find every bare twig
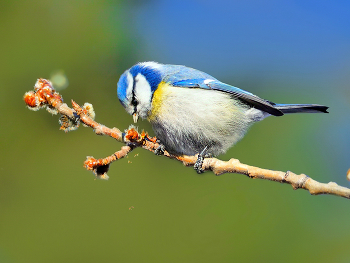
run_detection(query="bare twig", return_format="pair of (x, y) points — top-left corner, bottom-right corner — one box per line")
(24, 78), (350, 199)
(84, 146), (132, 180)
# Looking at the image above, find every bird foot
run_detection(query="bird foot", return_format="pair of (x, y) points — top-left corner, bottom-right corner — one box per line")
(194, 146), (212, 174)
(154, 144), (165, 156)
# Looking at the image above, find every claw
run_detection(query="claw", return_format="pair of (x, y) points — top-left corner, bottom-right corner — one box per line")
(154, 145), (165, 156)
(194, 146), (211, 174)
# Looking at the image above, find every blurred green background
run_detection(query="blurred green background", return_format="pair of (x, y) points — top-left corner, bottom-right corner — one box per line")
(1, 1), (350, 262)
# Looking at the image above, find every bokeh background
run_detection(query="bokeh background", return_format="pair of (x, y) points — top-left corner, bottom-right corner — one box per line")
(1, 0), (350, 262)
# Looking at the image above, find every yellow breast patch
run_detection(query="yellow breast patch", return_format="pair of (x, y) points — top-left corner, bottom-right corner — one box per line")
(148, 81), (170, 121)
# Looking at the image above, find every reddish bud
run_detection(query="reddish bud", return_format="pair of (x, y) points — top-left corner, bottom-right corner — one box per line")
(23, 91), (38, 108)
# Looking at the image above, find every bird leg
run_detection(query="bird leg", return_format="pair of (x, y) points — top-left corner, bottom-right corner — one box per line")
(194, 146), (212, 174)
(154, 143), (166, 156)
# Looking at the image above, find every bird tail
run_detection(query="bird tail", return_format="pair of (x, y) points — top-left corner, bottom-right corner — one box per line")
(274, 104), (329, 114)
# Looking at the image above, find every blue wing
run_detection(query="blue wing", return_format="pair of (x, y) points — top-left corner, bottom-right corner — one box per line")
(172, 78), (283, 116)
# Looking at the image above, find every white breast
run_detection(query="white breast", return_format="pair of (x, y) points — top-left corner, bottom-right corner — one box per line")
(149, 84), (256, 156)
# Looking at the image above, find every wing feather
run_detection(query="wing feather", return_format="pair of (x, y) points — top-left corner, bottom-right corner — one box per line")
(172, 78), (283, 116)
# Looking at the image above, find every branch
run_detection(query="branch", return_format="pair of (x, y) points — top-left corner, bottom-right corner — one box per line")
(24, 78), (350, 199)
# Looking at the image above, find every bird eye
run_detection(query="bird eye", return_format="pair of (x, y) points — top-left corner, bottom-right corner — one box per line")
(131, 97), (138, 107)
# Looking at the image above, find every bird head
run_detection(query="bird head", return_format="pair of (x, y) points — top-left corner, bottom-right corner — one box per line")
(117, 62), (162, 123)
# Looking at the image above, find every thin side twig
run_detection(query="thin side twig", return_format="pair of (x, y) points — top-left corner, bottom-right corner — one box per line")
(23, 78), (350, 199)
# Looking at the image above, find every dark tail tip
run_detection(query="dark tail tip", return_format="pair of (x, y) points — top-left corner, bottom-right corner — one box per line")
(275, 104), (329, 114)
(308, 105), (329, 113)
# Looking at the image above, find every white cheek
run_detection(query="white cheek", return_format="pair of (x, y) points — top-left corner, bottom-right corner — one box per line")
(134, 73), (152, 117)
(126, 72), (134, 100)
(134, 74), (152, 101)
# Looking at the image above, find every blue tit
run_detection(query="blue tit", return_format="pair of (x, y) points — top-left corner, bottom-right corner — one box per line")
(117, 62), (328, 157)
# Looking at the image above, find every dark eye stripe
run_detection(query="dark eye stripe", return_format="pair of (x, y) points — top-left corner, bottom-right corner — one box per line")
(131, 77), (138, 113)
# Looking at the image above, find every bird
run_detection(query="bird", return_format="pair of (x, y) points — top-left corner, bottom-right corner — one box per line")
(117, 61), (328, 162)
